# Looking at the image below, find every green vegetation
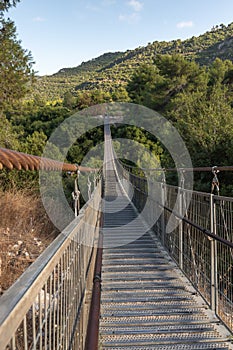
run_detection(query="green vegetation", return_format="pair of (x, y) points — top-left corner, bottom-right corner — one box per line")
(126, 55), (233, 194)
(0, 0), (20, 12)
(1, 0), (233, 195)
(32, 22), (233, 101)
(0, 16), (34, 113)
(0, 0), (34, 150)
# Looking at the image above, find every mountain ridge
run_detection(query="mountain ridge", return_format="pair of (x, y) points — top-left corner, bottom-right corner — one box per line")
(34, 22), (233, 100)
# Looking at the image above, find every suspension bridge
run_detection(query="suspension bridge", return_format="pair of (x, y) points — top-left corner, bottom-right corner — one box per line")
(0, 120), (233, 349)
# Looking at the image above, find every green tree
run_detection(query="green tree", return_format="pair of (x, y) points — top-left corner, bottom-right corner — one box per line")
(21, 131), (47, 156)
(0, 114), (19, 149)
(0, 18), (34, 111)
(63, 91), (76, 109)
(0, 0), (20, 12)
(127, 55), (208, 111)
(170, 84), (233, 165)
(127, 64), (164, 107)
(112, 87), (129, 102)
(154, 54), (208, 105)
(208, 58), (233, 86)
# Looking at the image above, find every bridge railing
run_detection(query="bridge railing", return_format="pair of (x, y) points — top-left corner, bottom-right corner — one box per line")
(116, 160), (233, 333)
(0, 180), (102, 350)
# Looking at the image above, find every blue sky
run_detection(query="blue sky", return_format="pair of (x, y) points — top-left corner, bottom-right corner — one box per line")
(8, 0), (233, 75)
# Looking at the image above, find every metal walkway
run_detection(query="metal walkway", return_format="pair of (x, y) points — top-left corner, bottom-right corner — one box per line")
(98, 123), (233, 349)
(99, 188), (232, 349)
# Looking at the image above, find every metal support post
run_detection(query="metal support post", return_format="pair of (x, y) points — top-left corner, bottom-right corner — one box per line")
(210, 193), (218, 313)
(178, 170), (185, 270)
(160, 171), (166, 246)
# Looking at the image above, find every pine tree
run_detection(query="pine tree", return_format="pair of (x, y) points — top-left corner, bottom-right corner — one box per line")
(0, 0), (34, 112)
(0, 0), (34, 152)
(0, 18), (34, 111)
(0, 0), (20, 12)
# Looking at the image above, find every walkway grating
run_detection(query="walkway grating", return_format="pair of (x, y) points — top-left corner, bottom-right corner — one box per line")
(99, 195), (233, 349)
(99, 124), (233, 349)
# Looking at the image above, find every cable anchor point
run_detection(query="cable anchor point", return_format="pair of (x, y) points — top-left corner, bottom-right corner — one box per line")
(211, 166), (220, 195)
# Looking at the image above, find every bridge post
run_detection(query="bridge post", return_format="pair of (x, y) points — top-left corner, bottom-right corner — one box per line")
(178, 171), (185, 270)
(160, 173), (166, 246)
(210, 194), (218, 313)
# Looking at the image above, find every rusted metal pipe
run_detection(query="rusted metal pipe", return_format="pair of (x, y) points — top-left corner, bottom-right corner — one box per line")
(85, 213), (103, 350)
(0, 147), (98, 172)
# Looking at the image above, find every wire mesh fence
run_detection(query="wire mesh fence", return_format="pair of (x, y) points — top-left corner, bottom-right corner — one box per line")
(116, 161), (233, 333)
(0, 181), (102, 350)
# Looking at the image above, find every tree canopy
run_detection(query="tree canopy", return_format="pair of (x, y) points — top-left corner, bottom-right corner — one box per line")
(126, 54), (233, 193)
(0, 0), (20, 12)
(0, 18), (34, 112)
(0, 0), (34, 153)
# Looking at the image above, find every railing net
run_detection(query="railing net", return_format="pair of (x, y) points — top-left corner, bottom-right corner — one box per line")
(116, 159), (233, 333)
(0, 181), (102, 350)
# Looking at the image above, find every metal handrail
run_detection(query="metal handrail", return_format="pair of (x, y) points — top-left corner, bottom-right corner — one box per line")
(162, 202), (233, 250)
(119, 160), (233, 173)
(124, 174), (233, 250)
(0, 181), (102, 350)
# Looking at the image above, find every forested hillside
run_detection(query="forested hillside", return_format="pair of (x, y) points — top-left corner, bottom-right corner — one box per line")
(1, 1), (233, 196)
(34, 22), (233, 100)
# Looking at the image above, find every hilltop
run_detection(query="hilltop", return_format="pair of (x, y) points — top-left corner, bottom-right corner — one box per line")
(33, 22), (233, 100)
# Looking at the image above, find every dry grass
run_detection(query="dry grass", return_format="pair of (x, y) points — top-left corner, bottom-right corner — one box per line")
(0, 189), (59, 294)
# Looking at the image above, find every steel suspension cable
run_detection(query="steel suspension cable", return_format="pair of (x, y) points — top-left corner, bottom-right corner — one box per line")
(0, 148), (96, 172)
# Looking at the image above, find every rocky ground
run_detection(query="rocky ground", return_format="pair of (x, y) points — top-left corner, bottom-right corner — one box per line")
(0, 190), (59, 294)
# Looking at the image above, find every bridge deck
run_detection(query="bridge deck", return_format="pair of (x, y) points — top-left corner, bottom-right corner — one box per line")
(98, 123), (232, 349)
(99, 178), (232, 349)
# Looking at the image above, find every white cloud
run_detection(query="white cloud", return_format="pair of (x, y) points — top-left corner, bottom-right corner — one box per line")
(177, 21), (194, 29)
(128, 0), (143, 12)
(87, 0), (116, 11)
(102, 0), (116, 5)
(86, 4), (101, 12)
(33, 17), (46, 22)
(119, 12), (140, 23)
(119, 0), (143, 23)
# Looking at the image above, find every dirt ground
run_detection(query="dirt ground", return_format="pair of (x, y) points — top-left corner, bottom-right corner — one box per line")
(0, 190), (59, 294)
